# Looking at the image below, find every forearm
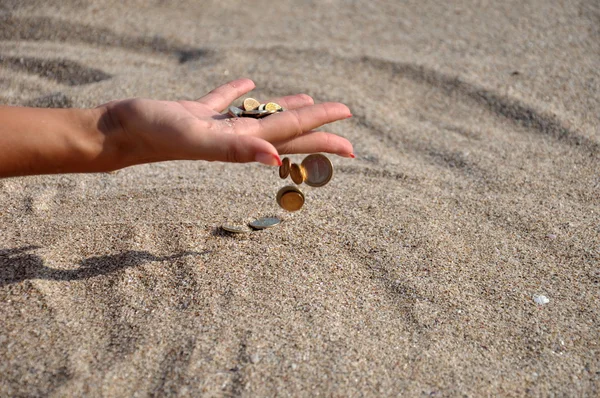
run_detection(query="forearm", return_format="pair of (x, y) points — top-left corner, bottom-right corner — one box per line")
(0, 106), (126, 177)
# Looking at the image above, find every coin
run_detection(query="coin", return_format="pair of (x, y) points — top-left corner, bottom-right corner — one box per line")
(279, 157), (291, 179)
(222, 224), (251, 234)
(228, 106), (244, 118)
(232, 99), (285, 119)
(249, 217), (281, 230)
(256, 110), (277, 118)
(290, 163), (307, 185)
(276, 186), (305, 211)
(241, 109), (273, 118)
(264, 102), (282, 112)
(301, 154), (333, 187)
(243, 98), (260, 111)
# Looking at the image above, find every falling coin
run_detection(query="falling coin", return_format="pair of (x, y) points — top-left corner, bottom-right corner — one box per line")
(290, 163), (307, 185)
(264, 102), (282, 112)
(228, 106), (244, 118)
(301, 154), (334, 187)
(276, 186), (305, 212)
(222, 224), (251, 234)
(279, 157), (291, 179)
(249, 217), (281, 230)
(243, 98), (260, 111)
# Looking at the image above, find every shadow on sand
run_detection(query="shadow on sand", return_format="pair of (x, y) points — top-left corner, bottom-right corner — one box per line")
(0, 246), (205, 287)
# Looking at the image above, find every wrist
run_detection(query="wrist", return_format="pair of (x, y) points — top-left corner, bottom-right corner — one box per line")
(89, 105), (137, 172)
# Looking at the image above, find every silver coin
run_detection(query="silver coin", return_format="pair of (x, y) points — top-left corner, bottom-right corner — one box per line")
(302, 154), (334, 187)
(258, 103), (266, 111)
(222, 224), (251, 234)
(248, 217), (281, 230)
(228, 106), (244, 118)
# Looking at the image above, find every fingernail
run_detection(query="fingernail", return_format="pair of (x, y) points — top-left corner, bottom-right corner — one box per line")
(255, 153), (282, 167)
(346, 113), (353, 118)
(349, 153), (356, 158)
(341, 153), (356, 158)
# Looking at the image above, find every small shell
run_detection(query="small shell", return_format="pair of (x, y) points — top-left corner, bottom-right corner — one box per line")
(533, 294), (550, 305)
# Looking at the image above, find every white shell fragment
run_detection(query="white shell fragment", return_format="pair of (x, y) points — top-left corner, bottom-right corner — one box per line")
(533, 294), (550, 305)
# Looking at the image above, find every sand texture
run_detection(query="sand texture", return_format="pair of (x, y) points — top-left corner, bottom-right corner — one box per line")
(1, 1), (599, 396)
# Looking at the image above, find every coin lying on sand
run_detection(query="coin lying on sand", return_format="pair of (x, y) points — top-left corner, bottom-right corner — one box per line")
(290, 163), (307, 185)
(301, 154), (334, 187)
(222, 224), (252, 234)
(279, 157), (291, 179)
(249, 217), (281, 230)
(276, 186), (305, 211)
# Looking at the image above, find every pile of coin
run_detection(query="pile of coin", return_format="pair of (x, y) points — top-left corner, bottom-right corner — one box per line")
(228, 97), (284, 119)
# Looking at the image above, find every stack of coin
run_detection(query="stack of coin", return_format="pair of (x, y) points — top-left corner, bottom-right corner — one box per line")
(228, 98), (284, 119)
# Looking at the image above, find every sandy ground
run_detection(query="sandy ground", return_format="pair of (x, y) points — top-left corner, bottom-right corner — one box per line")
(1, 1), (599, 396)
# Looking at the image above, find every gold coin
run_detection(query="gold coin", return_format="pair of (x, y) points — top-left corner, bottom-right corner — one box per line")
(276, 186), (305, 211)
(279, 157), (291, 179)
(290, 163), (306, 185)
(301, 154), (333, 187)
(264, 102), (282, 112)
(243, 98), (260, 111)
(249, 217), (281, 230)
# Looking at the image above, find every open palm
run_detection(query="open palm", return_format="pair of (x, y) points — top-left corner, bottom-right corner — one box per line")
(105, 78), (354, 167)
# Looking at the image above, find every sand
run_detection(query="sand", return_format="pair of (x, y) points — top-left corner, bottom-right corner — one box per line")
(1, 1), (599, 396)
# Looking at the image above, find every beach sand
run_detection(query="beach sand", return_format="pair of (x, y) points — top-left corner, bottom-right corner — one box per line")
(1, 1), (599, 396)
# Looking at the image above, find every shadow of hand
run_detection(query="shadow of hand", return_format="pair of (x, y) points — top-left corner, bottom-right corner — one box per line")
(0, 246), (204, 287)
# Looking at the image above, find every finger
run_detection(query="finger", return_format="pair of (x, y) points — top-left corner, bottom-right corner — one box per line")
(196, 78), (255, 112)
(197, 131), (281, 166)
(264, 94), (314, 110)
(254, 102), (352, 143)
(274, 131), (354, 157)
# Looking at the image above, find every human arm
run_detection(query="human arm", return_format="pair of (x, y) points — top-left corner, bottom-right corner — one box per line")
(0, 78), (353, 178)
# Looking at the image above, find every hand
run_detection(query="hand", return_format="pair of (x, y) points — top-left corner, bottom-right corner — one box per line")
(104, 78), (354, 167)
